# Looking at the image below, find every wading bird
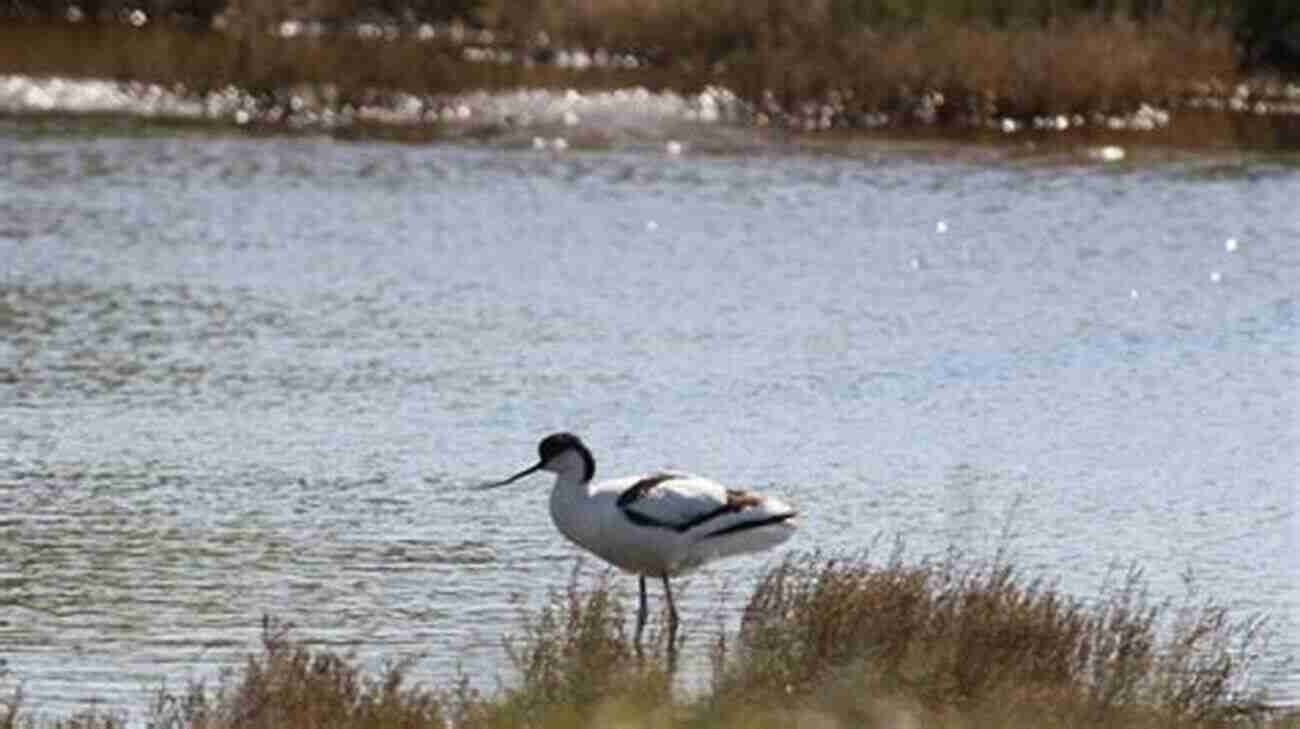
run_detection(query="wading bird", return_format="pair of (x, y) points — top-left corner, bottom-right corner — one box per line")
(481, 432), (797, 661)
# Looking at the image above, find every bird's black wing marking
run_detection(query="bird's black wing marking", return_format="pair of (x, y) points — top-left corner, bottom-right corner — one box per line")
(617, 473), (681, 530)
(616, 473), (678, 508)
(676, 489), (763, 532)
(620, 477), (768, 534)
(701, 511), (797, 539)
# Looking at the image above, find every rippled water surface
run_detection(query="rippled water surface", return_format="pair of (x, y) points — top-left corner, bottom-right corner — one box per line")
(1, 131), (1297, 715)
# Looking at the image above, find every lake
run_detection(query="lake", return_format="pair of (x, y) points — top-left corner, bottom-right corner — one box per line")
(1, 127), (1296, 716)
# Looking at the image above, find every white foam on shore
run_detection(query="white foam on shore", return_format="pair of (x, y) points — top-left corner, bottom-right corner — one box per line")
(0, 74), (749, 137)
(0, 75), (208, 117)
(6, 72), (1297, 143)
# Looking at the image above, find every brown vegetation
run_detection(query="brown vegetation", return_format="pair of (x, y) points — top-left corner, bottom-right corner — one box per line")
(478, 0), (1238, 117)
(0, 22), (653, 98)
(722, 552), (1271, 726)
(1, 552), (1292, 729)
(0, 0), (1251, 127)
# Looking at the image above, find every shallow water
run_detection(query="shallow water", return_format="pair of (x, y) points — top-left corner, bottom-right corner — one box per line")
(0, 131), (1296, 715)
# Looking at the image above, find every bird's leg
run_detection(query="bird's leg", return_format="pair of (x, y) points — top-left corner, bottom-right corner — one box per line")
(634, 575), (648, 657)
(662, 574), (680, 672)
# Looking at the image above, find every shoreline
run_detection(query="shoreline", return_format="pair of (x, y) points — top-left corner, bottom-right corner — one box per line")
(1, 554), (1295, 728)
(2, 13), (1299, 152)
(4, 72), (1300, 159)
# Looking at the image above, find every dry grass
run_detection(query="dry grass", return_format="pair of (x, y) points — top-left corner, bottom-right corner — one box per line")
(464, 566), (677, 729)
(723, 14), (1234, 120)
(1, 553), (1291, 729)
(0, 22), (656, 99)
(190, 618), (443, 729)
(477, 0), (1238, 117)
(719, 551), (1272, 728)
(0, 1), (1241, 124)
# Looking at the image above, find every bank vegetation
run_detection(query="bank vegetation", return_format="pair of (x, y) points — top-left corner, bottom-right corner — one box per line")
(1, 0), (1299, 133)
(2, 552), (1295, 729)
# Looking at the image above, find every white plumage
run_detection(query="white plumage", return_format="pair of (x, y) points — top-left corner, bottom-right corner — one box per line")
(481, 432), (798, 657)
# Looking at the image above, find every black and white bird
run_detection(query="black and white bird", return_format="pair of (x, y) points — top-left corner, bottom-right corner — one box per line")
(481, 432), (798, 657)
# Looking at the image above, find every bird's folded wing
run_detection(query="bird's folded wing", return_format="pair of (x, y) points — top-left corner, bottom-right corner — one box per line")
(618, 472), (765, 533)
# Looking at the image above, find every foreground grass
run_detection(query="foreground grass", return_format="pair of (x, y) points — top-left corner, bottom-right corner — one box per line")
(2, 553), (1294, 729)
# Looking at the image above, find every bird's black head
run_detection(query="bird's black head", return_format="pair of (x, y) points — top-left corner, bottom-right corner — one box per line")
(478, 431), (596, 490)
(538, 432), (595, 483)
(538, 432), (584, 462)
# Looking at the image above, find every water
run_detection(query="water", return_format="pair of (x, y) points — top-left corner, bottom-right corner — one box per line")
(1, 130), (1297, 716)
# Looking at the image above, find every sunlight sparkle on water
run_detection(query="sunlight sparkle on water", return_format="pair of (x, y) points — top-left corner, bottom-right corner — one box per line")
(1091, 145), (1127, 162)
